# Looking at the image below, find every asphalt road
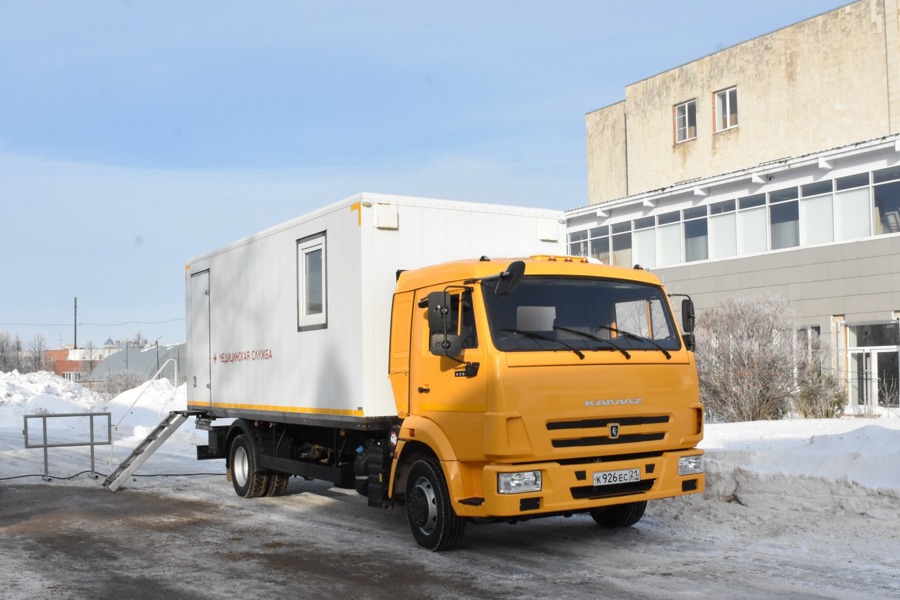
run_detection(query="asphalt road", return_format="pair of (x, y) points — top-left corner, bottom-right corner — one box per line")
(2, 476), (898, 600)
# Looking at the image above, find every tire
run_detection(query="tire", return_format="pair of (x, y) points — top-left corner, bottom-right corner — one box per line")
(405, 458), (466, 551)
(229, 434), (270, 498)
(266, 472), (290, 497)
(589, 500), (647, 528)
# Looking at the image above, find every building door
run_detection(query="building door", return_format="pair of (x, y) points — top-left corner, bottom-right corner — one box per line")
(849, 350), (899, 409)
(189, 270), (212, 406)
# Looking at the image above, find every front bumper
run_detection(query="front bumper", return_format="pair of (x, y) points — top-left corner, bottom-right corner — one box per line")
(451, 449), (704, 518)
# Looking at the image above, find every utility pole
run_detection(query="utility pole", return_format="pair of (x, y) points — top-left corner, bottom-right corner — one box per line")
(74, 297), (78, 349)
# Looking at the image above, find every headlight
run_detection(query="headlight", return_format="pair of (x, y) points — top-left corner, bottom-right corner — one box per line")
(678, 455), (704, 476)
(498, 471), (542, 494)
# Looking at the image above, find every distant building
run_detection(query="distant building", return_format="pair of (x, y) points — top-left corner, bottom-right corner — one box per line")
(47, 344), (119, 381)
(89, 343), (185, 385)
(569, 0), (900, 410)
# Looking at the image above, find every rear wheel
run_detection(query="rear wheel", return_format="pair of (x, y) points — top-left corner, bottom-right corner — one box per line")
(229, 434), (270, 498)
(405, 458), (466, 551)
(266, 472), (290, 497)
(589, 501), (647, 528)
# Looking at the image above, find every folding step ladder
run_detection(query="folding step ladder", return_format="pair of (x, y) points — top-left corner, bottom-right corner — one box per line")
(103, 411), (190, 492)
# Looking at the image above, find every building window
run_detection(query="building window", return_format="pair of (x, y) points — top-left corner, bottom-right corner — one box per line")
(715, 87), (738, 131)
(568, 226), (610, 263)
(873, 166), (900, 235)
(708, 200), (736, 259)
(769, 188), (799, 250)
(737, 194), (767, 255)
(632, 217), (656, 269)
(657, 217), (682, 267)
(683, 206), (708, 262)
(799, 181), (834, 246)
(611, 222), (632, 267)
(675, 100), (697, 143)
(297, 232), (327, 330)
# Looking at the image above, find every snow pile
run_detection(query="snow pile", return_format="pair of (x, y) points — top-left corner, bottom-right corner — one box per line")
(699, 418), (900, 520)
(0, 370), (105, 422)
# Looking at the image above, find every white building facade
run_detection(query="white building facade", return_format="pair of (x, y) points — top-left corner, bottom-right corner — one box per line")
(571, 0), (900, 411)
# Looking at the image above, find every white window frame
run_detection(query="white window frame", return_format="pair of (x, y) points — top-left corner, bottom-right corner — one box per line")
(297, 232), (327, 330)
(715, 87), (738, 132)
(675, 99), (697, 143)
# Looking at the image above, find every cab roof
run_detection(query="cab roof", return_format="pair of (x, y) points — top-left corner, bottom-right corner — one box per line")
(395, 255), (665, 294)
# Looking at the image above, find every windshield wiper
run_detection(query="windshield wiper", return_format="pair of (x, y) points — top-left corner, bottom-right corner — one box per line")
(595, 325), (671, 360)
(552, 325), (631, 360)
(501, 328), (585, 360)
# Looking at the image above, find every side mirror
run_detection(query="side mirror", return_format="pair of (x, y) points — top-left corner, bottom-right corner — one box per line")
(427, 291), (453, 332)
(682, 332), (695, 352)
(495, 261), (525, 297)
(431, 334), (463, 357)
(681, 298), (696, 333)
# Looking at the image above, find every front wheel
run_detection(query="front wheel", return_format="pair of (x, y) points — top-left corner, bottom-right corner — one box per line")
(405, 458), (466, 551)
(229, 434), (270, 498)
(589, 500), (647, 528)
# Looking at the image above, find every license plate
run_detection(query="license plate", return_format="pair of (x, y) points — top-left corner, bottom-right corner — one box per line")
(593, 468), (641, 486)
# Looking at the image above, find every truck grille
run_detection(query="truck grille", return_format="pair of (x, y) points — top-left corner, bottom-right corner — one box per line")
(547, 415), (669, 449)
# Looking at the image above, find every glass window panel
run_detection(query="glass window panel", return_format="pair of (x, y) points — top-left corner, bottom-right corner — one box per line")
(675, 100), (697, 143)
(873, 165), (900, 184)
(611, 221), (631, 234)
(801, 181), (833, 197)
(874, 181), (900, 235)
(770, 201), (800, 249)
(591, 235), (610, 263)
(709, 213), (737, 259)
(633, 228), (656, 269)
(658, 211), (680, 225)
(710, 199), (735, 214)
(738, 206), (767, 254)
(634, 216), (655, 230)
(835, 188), (871, 240)
(769, 187), (799, 203)
(611, 232), (632, 267)
(590, 225), (609, 237)
(305, 249), (323, 315)
(849, 323), (900, 347)
(657, 223), (682, 266)
(683, 206), (707, 220)
(739, 194), (766, 209)
(568, 230), (588, 256)
(799, 194), (834, 245)
(835, 173), (869, 191)
(684, 218), (708, 262)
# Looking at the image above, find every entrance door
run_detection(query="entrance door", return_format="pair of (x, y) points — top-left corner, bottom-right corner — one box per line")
(190, 270), (212, 406)
(850, 350), (899, 409)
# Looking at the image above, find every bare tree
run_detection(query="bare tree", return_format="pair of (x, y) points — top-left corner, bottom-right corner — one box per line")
(28, 333), (49, 372)
(80, 340), (99, 377)
(695, 294), (797, 422)
(0, 331), (11, 371)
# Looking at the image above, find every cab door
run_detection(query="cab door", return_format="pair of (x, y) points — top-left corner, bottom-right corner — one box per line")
(409, 286), (487, 459)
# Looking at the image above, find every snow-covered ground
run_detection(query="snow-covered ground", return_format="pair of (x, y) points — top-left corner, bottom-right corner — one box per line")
(2, 371), (899, 598)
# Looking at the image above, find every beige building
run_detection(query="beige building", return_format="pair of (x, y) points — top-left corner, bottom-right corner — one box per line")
(569, 0), (900, 411)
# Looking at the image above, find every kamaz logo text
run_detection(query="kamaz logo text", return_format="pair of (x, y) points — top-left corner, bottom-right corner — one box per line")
(585, 398), (642, 407)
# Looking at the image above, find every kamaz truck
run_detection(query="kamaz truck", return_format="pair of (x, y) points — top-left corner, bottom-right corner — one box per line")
(185, 193), (704, 550)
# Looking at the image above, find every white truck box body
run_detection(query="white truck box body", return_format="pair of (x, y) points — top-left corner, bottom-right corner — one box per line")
(186, 193), (565, 423)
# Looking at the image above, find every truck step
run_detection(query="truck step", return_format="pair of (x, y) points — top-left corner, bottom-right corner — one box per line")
(102, 411), (192, 492)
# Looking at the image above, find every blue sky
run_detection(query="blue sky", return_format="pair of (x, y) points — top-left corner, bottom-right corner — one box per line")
(0, 0), (850, 348)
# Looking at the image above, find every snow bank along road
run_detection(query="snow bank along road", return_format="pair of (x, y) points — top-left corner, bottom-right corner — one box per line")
(1, 373), (899, 598)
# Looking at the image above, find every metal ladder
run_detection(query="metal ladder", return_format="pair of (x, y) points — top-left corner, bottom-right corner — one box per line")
(102, 411), (190, 492)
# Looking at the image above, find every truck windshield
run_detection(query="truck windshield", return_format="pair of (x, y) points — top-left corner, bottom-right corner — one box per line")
(482, 276), (681, 355)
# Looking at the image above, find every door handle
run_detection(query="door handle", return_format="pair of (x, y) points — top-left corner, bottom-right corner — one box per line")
(417, 386), (430, 394)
